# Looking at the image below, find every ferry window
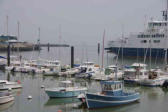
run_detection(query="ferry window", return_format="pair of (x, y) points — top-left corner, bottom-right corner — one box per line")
(162, 34), (165, 37)
(152, 35), (155, 38)
(111, 85), (115, 90)
(147, 35), (150, 38)
(149, 40), (151, 43)
(153, 40), (160, 43)
(141, 40), (147, 43)
(149, 23), (153, 27)
(88, 68), (92, 71)
(119, 84), (121, 88)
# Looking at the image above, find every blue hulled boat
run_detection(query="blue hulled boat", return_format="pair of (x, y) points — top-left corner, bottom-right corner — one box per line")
(85, 81), (140, 109)
(45, 80), (87, 98)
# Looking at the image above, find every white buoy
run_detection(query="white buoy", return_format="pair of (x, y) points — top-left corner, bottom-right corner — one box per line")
(27, 95), (32, 99)
(8, 88), (12, 91)
(41, 85), (45, 88)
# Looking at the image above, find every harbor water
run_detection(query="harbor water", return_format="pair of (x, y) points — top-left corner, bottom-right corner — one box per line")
(0, 46), (168, 112)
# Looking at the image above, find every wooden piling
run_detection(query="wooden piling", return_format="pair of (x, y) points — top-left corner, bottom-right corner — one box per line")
(71, 46), (74, 68)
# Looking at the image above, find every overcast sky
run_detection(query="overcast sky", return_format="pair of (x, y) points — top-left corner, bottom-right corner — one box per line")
(0, 0), (166, 46)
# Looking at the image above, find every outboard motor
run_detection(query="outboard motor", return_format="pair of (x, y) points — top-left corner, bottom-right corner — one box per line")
(86, 73), (92, 79)
(162, 80), (168, 88)
(11, 67), (15, 73)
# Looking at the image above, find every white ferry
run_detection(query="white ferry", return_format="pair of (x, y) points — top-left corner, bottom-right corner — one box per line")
(106, 1), (168, 58)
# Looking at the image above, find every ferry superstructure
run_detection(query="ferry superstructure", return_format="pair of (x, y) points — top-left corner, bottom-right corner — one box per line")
(105, 1), (168, 58)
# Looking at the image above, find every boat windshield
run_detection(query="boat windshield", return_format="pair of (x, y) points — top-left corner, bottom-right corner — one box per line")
(105, 68), (115, 75)
(83, 62), (94, 66)
(59, 81), (73, 88)
(102, 83), (122, 91)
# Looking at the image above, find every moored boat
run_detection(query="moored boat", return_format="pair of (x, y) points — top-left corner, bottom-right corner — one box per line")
(139, 68), (168, 87)
(85, 81), (140, 109)
(0, 80), (22, 89)
(124, 63), (148, 84)
(45, 80), (87, 98)
(0, 92), (14, 104)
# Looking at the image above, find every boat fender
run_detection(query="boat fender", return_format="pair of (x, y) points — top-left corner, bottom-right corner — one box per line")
(101, 91), (106, 95)
(17, 80), (21, 84)
(32, 69), (35, 74)
(41, 85), (45, 88)
(8, 88), (12, 91)
(27, 95), (32, 99)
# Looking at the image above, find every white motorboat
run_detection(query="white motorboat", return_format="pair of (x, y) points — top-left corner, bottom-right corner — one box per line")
(45, 80), (88, 98)
(124, 63), (148, 84)
(139, 68), (168, 87)
(76, 62), (100, 78)
(59, 67), (80, 77)
(0, 92), (14, 104)
(0, 80), (22, 89)
(91, 65), (124, 81)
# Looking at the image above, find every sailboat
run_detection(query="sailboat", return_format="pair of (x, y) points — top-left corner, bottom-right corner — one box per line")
(91, 30), (109, 81)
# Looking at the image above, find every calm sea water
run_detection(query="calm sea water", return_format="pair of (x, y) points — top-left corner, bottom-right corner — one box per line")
(0, 46), (168, 112)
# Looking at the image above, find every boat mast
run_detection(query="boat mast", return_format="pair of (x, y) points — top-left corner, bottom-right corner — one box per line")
(58, 25), (61, 62)
(101, 29), (105, 69)
(38, 27), (41, 45)
(121, 24), (124, 69)
(38, 27), (41, 58)
(6, 16), (9, 36)
(17, 21), (22, 62)
(17, 21), (20, 54)
(164, 0), (168, 65)
(149, 34), (152, 70)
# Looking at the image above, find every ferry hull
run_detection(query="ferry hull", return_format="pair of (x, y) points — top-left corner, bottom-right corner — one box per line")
(105, 47), (166, 58)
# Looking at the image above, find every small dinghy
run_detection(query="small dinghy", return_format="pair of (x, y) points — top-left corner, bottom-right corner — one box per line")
(85, 81), (140, 109)
(0, 92), (14, 104)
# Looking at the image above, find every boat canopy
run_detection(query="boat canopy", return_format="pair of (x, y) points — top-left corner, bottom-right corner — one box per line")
(131, 63), (147, 67)
(108, 65), (117, 68)
(83, 62), (94, 65)
(59, 80), (73, 88)
(0, 56), (6, 59)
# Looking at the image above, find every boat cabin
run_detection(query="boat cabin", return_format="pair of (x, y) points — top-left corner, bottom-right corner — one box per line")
(100, 81), (123, 96)
(83, 62), (94, 66)
(124, 63), (148, 78)
(131, 63), (147, 70)
(105, 65), (118, 75)
(148, 68), (162, 79)
(59, 81), (74, 88)
(46, 60), (60, 66)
